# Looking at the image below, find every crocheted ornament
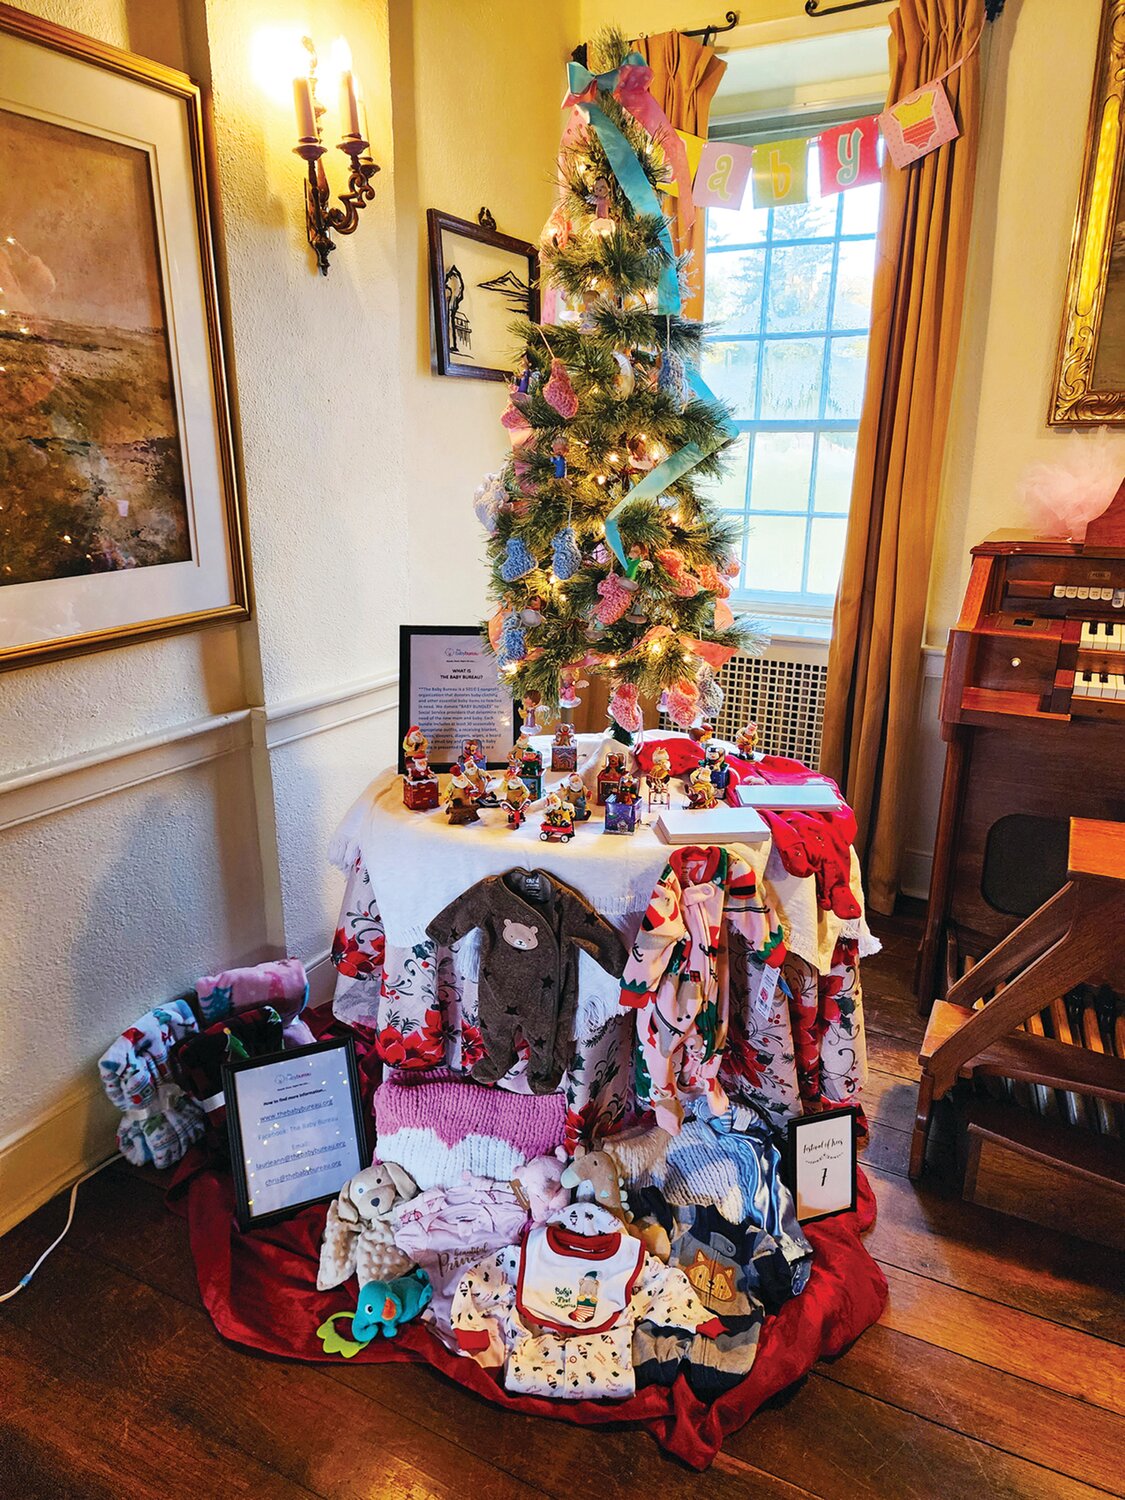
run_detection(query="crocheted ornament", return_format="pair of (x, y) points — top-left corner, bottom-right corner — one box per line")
(543, 358), (579, 418)
(664, 676), (700, 728)
(500, 402), (534, 449)
(609, 682), (643, 734)
(658, 345), (688, 404)
(656, 548), (701, 598)
(596, 572), (637, 626)
(551, 526), (582, 581)
(611, 350), (635, 399)
(500, 536), (536, 582)
(499, 612), (527, 664)
(473, 472), (508, 535)
(698, 664), (724, 718)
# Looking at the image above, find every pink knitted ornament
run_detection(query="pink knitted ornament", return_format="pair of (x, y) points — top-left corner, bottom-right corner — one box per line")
(656, 548), (701, 598)
(698, 563), (731, 599)
(501, 403), (534, 449)
(609, 681), (643, 733)
(596, 572), (637, 625)
(664, 677), (700, 728)
(543, 358), (579, 419)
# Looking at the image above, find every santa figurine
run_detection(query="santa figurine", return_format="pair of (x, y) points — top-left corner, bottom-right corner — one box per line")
(461, 752), (493, 805)
(562, 771), (590, 821)
(735, 722), (761, 760)
(402, 725), (430, 778)
(647, 746), (672, 808)
(500, 773), (531, 829)
(685, 765), (719, 810)
(445, 765), (481, 825)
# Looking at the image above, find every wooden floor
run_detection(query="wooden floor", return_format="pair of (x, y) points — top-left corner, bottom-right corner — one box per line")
(2, 911), (1124, 1499)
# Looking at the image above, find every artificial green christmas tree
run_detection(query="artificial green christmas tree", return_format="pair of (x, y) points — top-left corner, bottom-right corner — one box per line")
(476, 29), (758, 738)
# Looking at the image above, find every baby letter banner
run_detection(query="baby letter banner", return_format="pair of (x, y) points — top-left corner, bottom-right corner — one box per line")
(750, 137), (809, 208)
(692, 140), (755, 211)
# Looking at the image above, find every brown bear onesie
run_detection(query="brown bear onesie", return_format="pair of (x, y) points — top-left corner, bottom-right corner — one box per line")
(427, 869), (627, 1093)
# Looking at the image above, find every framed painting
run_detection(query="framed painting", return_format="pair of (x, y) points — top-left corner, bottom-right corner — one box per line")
(1052, 0), (1125, 423)
(427, 208), (539, 381)
(0, 5), (249, 670)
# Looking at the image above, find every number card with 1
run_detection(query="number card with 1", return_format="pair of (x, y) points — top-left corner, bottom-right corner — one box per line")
(786, 1106), (858, 1223)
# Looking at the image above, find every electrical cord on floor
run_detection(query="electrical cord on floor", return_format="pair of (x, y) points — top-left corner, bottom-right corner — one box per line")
(0, 1152), (123, 1303)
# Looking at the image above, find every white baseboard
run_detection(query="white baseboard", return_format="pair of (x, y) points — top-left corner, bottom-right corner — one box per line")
(900, 846), (934, 902)
(0, 1076), (120, 1240)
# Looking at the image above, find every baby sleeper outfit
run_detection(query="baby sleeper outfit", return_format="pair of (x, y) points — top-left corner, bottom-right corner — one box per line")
(427, 870), (627, 1093)
(450, 1202), (722, 1399)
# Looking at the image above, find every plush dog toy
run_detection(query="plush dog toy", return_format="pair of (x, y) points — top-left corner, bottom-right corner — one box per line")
(511, 1146), (569, 1222)
(352, 1267), (433, 1340)
(317, 1159), (419, 1291)
(561, 1146), (670, 1260)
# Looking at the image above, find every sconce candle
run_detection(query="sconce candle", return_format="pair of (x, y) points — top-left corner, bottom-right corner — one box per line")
(338, 68), (362, 143)
(293, 75), (317, 144)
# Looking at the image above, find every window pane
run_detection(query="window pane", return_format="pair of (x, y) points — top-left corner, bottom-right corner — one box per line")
(706, 197), (769, 247)
(841, 182), (880, 236)
(814, 431), (858, 512)
(743, 515), (806, 593)
(833, 240), (877, 330)
(807, 517), (849, 595)
(705, 249), (765, 333)
(701, 340), (759, 418)
(696, 432), (750, 510)
(750, 431), (813, 513)
(760, 338), (824, 419)
(766, 244), (831, 332)
(771, 171), (837, 242)
(826, 336), (869, 418)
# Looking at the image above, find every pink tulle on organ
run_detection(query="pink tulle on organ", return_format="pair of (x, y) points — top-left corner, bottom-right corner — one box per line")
(1019, 432), (1123, 541)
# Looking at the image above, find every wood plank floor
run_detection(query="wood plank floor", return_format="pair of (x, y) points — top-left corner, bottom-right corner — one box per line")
(2, 911), (1123, 1499)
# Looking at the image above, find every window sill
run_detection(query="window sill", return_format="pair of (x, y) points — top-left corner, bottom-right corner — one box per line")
(734, 603), (833, 645)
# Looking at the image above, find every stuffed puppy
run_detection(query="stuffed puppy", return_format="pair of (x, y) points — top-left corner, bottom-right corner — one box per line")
(511, 1146), (569, 1223)
(561, 1147), (671, 1261)
(352, 1267), (433, 1341)
(318, 1160), (419, 1291)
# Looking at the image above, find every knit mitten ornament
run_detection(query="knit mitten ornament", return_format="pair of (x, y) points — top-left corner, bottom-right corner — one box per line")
(664, 676), (700, 728)
(543, 358), (579, 418)
(551, 526), (582, 581)
(499, 612), (527, 664)
(500, 536), (536, 582)
(473, 472), (507, 534)
(596, 572), (637, 626)
(609, 682), (643, 734)
(658, 345), (688, 404)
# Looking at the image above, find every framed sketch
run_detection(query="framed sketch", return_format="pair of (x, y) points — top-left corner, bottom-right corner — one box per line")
(786, 1106), (858, 1224)
(1052, 0), (1125, 423)
(398, 625), (514, 772)
(427, 208), (538, 381)
(0, 5), (249, 670)
(224, 1037), (368, 1232)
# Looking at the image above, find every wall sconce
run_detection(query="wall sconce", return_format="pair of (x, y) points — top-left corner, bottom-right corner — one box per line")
(292, 37), (379, 276)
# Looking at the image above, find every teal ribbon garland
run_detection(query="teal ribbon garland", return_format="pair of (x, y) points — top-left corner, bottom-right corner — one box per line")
(603, 368), (737, 570)
(576, 100), (681, 317)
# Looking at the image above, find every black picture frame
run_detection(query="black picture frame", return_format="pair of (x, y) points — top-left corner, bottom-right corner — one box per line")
(785, 1106), (858, 1224)
(223, 1037), (368, 1232)
(398, 625), (514, 773)
(427, 208), (539, 381)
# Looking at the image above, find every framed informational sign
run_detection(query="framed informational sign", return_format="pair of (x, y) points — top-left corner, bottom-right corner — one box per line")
(223, 1038), (368, 1231)
(398, 625), (514, 772)
(786, 1106), (858, 1224)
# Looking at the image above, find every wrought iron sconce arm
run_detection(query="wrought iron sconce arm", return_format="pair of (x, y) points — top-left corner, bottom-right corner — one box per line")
(293, 37), (379, 276)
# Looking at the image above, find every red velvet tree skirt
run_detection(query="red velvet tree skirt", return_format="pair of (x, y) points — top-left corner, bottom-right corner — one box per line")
(172, 1162), (887, 1469)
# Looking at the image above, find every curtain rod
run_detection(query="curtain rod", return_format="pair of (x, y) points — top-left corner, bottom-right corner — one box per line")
(570, 11), (740, 66)
(806, 0), (1006, 16)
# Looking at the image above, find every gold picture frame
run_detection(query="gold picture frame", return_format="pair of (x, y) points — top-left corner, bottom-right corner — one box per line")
(0, 4), (249, 670)
(1052, 0), (1125, 424)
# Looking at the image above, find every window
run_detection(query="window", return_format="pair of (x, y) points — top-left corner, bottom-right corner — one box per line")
(700, 130), (881, 614)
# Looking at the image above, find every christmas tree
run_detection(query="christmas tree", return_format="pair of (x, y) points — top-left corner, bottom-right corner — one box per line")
(475, 29), (758, 738)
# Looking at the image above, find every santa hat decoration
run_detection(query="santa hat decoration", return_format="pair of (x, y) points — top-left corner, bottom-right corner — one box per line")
(543, 358), (579, 419)
(664, 676), (700, 728)
(609, 681), (643, 734)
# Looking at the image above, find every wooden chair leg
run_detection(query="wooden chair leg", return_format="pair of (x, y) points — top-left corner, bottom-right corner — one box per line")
(909, 1073), (935, 1180)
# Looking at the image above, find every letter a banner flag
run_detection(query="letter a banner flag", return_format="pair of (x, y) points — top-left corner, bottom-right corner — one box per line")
(750, 137), (808, 208)
(692, 140), (754, 211)
(818, 116), (881, 195)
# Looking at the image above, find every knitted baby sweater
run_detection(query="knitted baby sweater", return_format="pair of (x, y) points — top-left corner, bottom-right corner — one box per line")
(427, 870), (627, 1093)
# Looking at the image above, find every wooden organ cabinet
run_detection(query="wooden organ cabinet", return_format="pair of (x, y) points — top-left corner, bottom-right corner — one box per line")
(914, 490), (1125, 1229)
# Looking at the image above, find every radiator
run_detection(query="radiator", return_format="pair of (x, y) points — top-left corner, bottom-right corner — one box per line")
(665, 640), (830, 767)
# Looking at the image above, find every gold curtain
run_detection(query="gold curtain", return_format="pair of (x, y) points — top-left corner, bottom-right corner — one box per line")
(820, 0), (983, 916)
(639, 31), (726, 320)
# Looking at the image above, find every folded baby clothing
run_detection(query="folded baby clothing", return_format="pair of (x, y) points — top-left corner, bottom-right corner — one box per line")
(373, 1069), (566, 1190)
(98, 1000), (206, 1168)
(169, 1006), (285, 1136)
(450, 1201), (722, 1399)
(194, 957), (315, 1047)
(391, 1175), (529, 1345)
(427, 869), (626, 1093)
